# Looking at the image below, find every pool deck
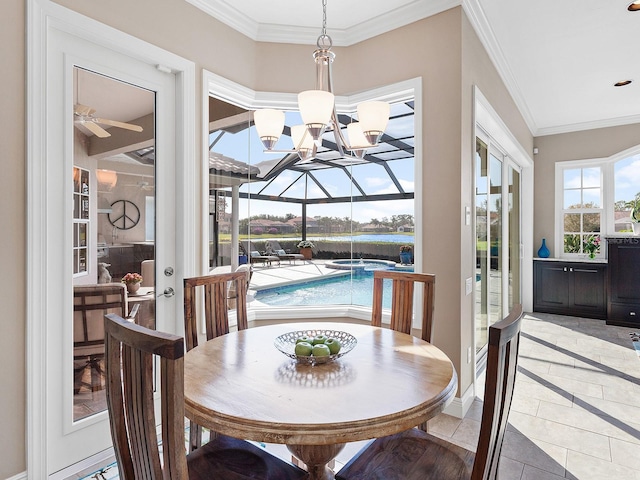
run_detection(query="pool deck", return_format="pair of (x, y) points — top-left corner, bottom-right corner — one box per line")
(211, 260), (350, 291)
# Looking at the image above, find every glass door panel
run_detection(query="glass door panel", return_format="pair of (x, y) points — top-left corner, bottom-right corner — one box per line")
(489, 153), (503, 327)
(475, 135), (521, 356)
(475, 138), (489, 353)
(508, 166), (521, 311)
(72, 67), (156, 422)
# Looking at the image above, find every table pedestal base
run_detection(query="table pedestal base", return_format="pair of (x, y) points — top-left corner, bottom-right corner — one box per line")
(287, 443), (345, 480)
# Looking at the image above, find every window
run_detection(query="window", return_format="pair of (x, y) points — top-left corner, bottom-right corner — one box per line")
(614, 154), (640, 233)
(556, 149), (640, 258)
(72, 166), (90, 276)
(560, 166), (602, 257)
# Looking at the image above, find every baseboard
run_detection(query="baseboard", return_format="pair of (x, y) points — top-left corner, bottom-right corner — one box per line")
(6, 472), (27, 480)
(48, 447), (115, 480)
(442, 383), (476, 419)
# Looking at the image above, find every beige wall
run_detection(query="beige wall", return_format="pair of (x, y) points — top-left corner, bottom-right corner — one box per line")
(534, 124), (640, 257)
(1, 0), (26, 477)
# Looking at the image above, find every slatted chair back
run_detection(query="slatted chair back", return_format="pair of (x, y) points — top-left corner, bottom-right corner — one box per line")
(104, 313), (188, 480)
(471, 304), (523, 480)
(183, 271), (249, 351)
(371, 270), (436, 342)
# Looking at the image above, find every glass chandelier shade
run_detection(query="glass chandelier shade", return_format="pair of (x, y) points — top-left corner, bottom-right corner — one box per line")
(96, 169), (118, 189)
(357, 101), (390, 145)
(291, 124), (317, 161)
(298, 90), (335, 141)
(254, 109), (285, 150)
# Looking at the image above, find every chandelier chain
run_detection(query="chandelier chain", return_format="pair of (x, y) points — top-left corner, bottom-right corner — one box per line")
(321, 0), (327, 36)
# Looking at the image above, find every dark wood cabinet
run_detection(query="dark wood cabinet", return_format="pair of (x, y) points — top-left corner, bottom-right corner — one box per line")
(606, 237), (640, 327)
(534, 260), (607, 319)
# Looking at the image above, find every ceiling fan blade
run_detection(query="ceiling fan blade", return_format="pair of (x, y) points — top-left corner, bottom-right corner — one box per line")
(80, 120), (111, 138)
(95, 117), (143, 132)
(74, 103), (96, 116)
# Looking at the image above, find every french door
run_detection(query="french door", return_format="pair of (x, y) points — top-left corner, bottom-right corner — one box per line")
(33, 18), (180, 475)
(475, 132), (521, 358)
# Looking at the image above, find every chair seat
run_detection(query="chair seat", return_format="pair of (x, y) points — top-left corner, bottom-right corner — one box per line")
(336, 429), (475, 480)
(187, 434), (307, 480)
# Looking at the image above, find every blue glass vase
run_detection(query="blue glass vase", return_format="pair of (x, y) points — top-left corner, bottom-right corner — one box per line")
(537, 238), (550, 258)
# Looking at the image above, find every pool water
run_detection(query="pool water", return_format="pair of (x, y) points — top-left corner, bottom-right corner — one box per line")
(256, 271), (396, 308)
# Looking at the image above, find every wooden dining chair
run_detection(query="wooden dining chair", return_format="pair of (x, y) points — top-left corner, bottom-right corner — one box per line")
(73, 283), (139, 394)
(337, 304), (524, 480)
(104, 313), (307, 480)
(183, 270), (250, 450)
(183, 270), (249, 351)
(371, 270), (436, 342)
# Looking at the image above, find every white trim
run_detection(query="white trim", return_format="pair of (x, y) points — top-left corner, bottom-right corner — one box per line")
(442, 383), (475, 419)
(48, 448), (115, 480)
(27, 0), (195, 475)
(535, 113), (640, 137)
(186, 0), (459, 47)
(5, 473), (28, 480)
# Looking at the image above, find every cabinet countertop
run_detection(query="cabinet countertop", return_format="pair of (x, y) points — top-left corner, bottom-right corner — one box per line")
(534, 257), (608, 264)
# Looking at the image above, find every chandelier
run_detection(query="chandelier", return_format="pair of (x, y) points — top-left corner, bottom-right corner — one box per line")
(253, 0), (390, 161)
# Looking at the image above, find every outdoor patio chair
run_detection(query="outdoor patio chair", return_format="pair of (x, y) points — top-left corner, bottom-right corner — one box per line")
(103, 313), (307, 480)
(249, 250), (280, 266)
(337, 304), (523, 480)
(183, 270), (250, 451)
(265, 240), (305, 264)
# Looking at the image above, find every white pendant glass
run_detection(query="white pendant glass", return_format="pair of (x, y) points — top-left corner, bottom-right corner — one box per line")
(291, 124), (316, 160)
(346, 123), (372, 149)
(291, 125), (314, 151)
(254, 109), (285, 149)
(298, 90), (335, 128)
(357, 101), (390, 143)
(96, 169), (118, 189)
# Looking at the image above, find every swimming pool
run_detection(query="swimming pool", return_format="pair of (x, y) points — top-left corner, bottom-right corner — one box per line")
(255, 268), (412, 308)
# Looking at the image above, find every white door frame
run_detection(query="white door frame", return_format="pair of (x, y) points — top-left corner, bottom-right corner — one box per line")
(26, 0), (196, 477)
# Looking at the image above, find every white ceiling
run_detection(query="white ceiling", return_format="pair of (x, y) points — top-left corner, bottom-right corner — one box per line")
(187, 0), (640, 137)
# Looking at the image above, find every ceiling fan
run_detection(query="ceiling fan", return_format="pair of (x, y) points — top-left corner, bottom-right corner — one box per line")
(74, 103), (143, 138)
(122, 176), (155, 191)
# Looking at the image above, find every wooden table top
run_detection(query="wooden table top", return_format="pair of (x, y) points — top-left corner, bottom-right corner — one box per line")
(184, 322), (457, 446)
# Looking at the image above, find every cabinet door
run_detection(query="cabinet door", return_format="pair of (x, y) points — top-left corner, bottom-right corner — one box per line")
(534, 262), (570, 310)
(571, 265), (607, 317)
(609, 244), (640, 304)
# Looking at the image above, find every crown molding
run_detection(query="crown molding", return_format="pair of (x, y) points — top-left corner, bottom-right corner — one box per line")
(186, 0), (460, 46)
(462, 0), (537, 136)
(535, 112), (640, 137)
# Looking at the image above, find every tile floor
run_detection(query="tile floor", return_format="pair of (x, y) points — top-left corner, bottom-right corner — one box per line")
(77, 311), (640, 480)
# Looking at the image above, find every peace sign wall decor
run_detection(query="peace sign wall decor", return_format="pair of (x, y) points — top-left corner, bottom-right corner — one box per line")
(108, 200), (140, 230)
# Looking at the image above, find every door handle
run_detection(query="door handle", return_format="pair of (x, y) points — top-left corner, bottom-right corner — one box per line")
(158, 287), (175, 298)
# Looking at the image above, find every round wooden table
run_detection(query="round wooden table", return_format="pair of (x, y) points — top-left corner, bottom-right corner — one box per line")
(184, 322), (457, 480)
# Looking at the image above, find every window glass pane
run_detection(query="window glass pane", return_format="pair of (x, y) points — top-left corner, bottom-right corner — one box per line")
(563, 213), (581, 233)
(564, 234), (580, 253)
(582, 168), (600, 188)
(564, 190), (581, 209)
(583, 188), (600, 208)
(583, 213), (600, 232)
(614, 154), (640, 233)
(564, 169), (581, 188)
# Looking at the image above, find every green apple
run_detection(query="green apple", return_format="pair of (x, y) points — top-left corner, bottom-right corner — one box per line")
(312, 334), (328, 345)
(296, 335), (312, 344)
(312, 344), (331, 357)
(325, 338), (341, 355)
(294, 341), (313, 356)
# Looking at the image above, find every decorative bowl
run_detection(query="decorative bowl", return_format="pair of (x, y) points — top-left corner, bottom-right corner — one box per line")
(274, 329), (357, 365)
